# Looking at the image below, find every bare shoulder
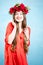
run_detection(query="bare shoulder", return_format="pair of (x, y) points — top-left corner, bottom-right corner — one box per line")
(8, 21), (16, 27)
(7, 21), (12, 27)
(6, 21), (13, 31)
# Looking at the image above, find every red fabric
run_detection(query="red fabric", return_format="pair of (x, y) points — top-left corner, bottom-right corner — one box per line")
(4, 22), (30, 65)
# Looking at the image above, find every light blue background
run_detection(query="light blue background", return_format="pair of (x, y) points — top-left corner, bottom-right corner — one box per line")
(0, 0), (43, 65)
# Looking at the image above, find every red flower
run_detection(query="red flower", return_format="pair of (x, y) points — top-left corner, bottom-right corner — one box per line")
(9, 3), (29, 14)
(9, 7), (15, 14)
(23, 7), (28, 14)
(20, 3), (25, 10)
(14, 6), (19, 11)
(18, 6), (21, 11)
(14, 6), (21, 12)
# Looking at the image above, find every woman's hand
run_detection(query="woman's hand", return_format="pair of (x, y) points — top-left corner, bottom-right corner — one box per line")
(24, 28), (29, 40)
(12, 21), (16, 27)
(8, 22), (17, 44)
(24, 27), (30, 46)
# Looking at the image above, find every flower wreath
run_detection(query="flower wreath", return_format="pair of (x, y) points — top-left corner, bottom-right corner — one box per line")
(9, 3), (30, 15)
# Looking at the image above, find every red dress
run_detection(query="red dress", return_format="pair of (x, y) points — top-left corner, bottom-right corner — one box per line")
(4, 22), (30, 65)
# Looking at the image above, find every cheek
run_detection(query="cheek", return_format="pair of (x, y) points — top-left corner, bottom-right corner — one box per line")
(15, 15), (18, 20)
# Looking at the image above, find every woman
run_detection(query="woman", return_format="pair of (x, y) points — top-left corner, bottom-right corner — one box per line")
(4, 3), (31, 65)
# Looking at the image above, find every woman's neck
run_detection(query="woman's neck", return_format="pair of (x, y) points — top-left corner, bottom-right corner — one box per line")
(19, 22), (22, 28)
(16, 22), (23, 33)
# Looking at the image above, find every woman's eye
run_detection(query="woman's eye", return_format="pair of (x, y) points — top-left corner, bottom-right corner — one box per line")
(15, 13), (23, 16)
(15, 13), (18, 15)
(15, 14), (18, 15)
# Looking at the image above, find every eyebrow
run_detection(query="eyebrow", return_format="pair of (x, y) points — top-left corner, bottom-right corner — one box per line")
(15, 11), (23, 15)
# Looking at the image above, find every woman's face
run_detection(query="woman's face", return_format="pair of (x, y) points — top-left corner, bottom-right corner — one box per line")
(14, 11), (24, 22)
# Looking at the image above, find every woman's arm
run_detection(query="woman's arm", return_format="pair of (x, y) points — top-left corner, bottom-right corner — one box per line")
(8, 22), (16, 44)
(5, 22), (17, 44)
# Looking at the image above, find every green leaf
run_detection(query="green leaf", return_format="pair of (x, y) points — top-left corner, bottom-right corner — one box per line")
(26, 6), (31, 10)
(15, 3), (20, 7)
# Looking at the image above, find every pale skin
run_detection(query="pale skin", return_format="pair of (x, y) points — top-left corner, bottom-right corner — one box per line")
(8, 11), (30, 44)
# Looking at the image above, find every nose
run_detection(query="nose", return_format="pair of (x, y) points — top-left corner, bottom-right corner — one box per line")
(17, 16), (21, 20)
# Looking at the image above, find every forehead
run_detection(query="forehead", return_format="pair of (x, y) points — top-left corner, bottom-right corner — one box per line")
(15, 11), (23, 14)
